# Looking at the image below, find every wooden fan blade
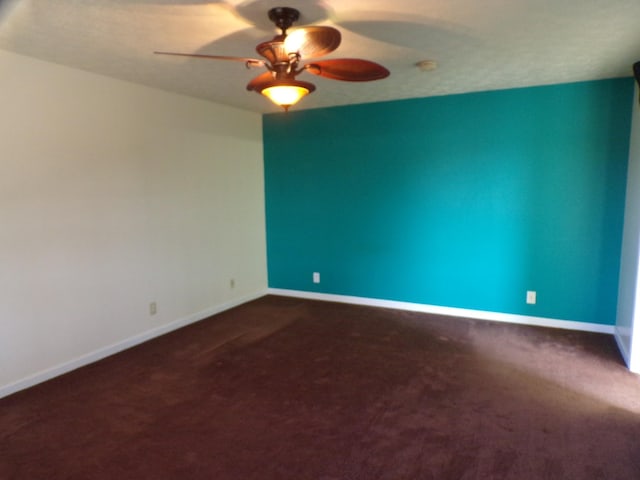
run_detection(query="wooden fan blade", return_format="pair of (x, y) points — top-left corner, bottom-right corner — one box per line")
(246, 71), (275, 92)
(154, 51), (264, 67)
(285, 26), (341, 58)
(305, 59), (390, 81)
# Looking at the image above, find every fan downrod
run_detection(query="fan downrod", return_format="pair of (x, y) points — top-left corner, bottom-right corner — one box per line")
(268, 7), (300, 34)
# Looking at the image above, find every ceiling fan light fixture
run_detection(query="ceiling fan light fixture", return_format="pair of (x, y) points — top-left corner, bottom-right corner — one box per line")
(260, 79), (316, 111)
(155, 6), (389, 111)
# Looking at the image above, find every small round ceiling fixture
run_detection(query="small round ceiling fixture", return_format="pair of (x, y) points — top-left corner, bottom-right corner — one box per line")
(416, 60), (438, 72)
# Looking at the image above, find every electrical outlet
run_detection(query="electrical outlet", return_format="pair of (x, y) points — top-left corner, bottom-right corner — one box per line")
(149, 302), (157, 315)
(313, 272), (320, 284)
(526, 291), (537, 305)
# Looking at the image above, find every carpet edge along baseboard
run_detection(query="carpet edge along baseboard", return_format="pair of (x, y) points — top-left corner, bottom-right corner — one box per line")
(0, 290), (268, 399)
(267, 288), (616, 335)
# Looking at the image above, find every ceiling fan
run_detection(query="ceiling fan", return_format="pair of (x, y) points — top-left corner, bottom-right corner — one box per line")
(154, 6), (390, 111)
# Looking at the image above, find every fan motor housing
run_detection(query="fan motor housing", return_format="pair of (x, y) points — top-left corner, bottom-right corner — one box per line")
(268, 7), (300, 32)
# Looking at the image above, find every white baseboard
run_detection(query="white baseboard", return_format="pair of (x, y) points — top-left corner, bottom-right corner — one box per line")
(268, 288), (616, 335)
(0, 290), (268, 399)
(2, 288), (618, 399)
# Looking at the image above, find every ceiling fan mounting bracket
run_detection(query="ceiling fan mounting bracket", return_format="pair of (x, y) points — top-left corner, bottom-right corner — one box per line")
(245, 59), (263, 69)
(268, 7), (300, 34)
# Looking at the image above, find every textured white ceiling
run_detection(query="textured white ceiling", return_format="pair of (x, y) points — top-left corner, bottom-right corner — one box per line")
(1, 0), (639, 113)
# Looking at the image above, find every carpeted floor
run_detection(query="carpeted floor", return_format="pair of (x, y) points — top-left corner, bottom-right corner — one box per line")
(1, 295), (639, 479)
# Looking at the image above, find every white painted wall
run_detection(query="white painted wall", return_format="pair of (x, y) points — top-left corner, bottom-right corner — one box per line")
(616, 83), (640, 373)
(0, 50), (267, 396)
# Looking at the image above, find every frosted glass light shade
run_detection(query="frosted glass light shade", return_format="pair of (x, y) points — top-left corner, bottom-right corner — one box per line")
(259, 80), (316, 111)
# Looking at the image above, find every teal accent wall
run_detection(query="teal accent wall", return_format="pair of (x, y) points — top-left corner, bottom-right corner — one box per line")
(264, 79), (634, 325)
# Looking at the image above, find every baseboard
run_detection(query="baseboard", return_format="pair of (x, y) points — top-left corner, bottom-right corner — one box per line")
(0, 290), (268, 399)
(268, 288), (616, 335)
(2, 288), (618, 399)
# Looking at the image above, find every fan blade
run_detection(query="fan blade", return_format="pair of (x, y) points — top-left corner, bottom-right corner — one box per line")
(285, 26), (341, 58)
(305, 59), (390, 81)
(246, 71), (275, 92)
(154, 51), (264, 67)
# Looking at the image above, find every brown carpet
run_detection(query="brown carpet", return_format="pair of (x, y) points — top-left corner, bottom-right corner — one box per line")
(1, 295), (639, 479)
